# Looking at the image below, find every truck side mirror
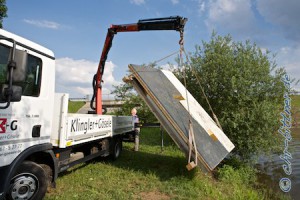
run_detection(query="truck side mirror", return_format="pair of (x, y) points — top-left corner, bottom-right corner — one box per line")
(10, 49), (28, 82)
(0, 84), (22, 103)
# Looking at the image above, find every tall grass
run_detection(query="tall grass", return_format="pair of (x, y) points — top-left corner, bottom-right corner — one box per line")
(45, 128), (290, 200)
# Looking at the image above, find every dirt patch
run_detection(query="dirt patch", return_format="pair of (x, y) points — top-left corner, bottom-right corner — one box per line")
(134, 191), (171, 200)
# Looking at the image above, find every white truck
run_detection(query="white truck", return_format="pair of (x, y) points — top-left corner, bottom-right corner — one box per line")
(0, 16), (187, 200)
(0, 29), (134, 200)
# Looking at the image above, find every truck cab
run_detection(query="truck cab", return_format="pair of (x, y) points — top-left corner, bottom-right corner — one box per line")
(0, 29), (56, 167)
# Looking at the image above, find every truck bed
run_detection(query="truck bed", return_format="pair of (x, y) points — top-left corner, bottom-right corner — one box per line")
(51, 93), (133, 148)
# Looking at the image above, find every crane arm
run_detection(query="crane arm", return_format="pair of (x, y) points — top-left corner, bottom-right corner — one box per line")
(92, 16), (187, 114)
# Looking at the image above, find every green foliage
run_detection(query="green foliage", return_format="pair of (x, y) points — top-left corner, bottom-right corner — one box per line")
(111, 83), (157, 123)
(218, 164), (256, 186)
(0, 0), (7, 28)
(217, 164), (289, 200)
(175, 33), (288, 161)
(111, 83), (133, 100)
(68, 101), (85, 113)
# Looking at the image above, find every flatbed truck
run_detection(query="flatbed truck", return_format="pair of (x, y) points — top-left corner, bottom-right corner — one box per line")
(0, 16), (187, 200)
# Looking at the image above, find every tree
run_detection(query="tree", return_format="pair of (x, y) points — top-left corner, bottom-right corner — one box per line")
(111, 83), (157, 123)
(0, 0), (7, 28)
(175, 33), (288, 161)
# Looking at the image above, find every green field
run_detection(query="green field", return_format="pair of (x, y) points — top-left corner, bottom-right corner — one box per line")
(45, 128), (288, 200)
(68, 101), (86, 113)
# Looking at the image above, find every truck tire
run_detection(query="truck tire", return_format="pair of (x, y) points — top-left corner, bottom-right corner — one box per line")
(39, 164), (53, 191)
(6, 161), (48, 200)
(110, 138), (122, 160)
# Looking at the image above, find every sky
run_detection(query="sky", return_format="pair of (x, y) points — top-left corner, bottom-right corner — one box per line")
(3, 0), (300, 98)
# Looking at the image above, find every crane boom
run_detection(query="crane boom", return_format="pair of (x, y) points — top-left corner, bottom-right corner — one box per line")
(92, 16), (187, 114)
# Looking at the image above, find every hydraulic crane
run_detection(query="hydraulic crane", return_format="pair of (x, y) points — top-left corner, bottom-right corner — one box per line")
(91, 16), (188, 114)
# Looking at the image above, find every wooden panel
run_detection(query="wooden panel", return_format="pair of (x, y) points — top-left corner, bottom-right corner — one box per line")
(128, 65), (235, 171)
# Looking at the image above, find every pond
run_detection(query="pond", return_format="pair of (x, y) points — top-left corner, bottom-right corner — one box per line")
(257, 128), (300, 200)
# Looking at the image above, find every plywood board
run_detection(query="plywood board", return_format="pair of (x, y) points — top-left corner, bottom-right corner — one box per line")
(127, 65), (235, 171)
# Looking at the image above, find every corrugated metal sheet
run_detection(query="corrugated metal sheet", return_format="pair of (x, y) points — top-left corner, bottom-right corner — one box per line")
(127, 64), (235, 172)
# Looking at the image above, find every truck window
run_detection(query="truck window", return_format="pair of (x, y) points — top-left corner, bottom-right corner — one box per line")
(21, 54), (42, 97)
(0, 44), (42, 97)
(0, 44), (10, 85)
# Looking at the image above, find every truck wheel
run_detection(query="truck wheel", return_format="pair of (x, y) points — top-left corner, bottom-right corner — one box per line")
(40, 164), (53, 191)
(6, 161), (48, 200)
(110, 138), (122, 160)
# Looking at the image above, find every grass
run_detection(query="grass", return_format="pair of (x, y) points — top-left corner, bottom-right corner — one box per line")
(45, 128), (290, 200)
(52, 97), (298, 199)
(68, 101), (86, 113)
(291, 95), (300, 125)
(291, 95), (300, 110)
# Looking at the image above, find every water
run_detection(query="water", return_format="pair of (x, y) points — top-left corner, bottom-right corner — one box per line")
(257, 128), (300, 199)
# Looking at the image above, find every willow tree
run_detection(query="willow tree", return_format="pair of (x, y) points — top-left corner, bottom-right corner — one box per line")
(176, 33), (288, 161)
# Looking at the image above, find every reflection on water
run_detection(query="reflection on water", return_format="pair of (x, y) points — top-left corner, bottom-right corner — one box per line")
(257, 128), (300, 200)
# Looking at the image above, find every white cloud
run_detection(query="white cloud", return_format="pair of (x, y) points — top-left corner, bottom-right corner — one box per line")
(171, 0), (179, 5)
(256, 0), (300, 43)
(198, 0), (206, 13)
(55, 57), (120, 97)
(130, 0), (145, 5)
(204, 0), (256, 35)
(23, 19), (62, 29)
